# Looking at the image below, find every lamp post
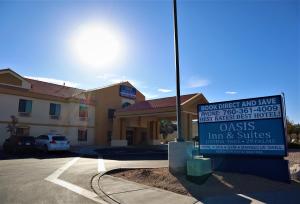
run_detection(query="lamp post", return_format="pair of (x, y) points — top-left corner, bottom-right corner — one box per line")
(173, 0), (184, 142)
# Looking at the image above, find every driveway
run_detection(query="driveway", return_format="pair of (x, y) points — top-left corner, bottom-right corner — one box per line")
(0, 147), (168, 204)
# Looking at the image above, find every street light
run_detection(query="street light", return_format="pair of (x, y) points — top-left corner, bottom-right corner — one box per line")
(173, 0), (184, 142)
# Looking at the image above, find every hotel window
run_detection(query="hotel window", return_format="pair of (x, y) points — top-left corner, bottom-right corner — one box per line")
(108, 109), (115, 119)
(16, 127), (30, 137)
(79, 104), (88, 119)
(18, 99), (32, 116)
(49, 103), (61, 119)
(78, 129), (87, 142)
(122, 102), (131, 108)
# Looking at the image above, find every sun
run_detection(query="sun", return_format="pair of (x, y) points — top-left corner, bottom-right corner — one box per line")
(71, 23), (123, 68)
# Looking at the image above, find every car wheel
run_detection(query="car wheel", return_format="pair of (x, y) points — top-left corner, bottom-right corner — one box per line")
(43, 145), (48, 153)
(11, 147), (17, 154)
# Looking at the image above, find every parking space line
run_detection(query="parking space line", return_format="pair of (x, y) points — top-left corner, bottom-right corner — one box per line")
(45, 157), (107, 204)
(98, 157), (106, 172)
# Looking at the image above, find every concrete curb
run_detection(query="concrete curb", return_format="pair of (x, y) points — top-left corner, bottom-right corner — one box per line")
(92, 167), (201, 204)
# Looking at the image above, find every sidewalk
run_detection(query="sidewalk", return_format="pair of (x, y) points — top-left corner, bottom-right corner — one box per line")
(94, 173), (300, 204)
(96, 174), (201, 204)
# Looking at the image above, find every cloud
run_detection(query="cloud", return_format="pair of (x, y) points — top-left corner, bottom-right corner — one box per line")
(225, 91), (237, 95)
(25, 76), (80, 87)
(187, 79), (210, 88)
(158, 88), (172, 93)
(143, 92), (159, 99)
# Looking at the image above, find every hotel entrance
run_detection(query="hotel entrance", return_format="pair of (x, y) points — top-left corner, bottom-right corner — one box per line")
(111, 93), (208, 146)
(126, 129), (134, 145)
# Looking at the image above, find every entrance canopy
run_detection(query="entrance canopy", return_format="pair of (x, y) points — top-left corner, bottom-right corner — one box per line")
(111, 93), (208, 146)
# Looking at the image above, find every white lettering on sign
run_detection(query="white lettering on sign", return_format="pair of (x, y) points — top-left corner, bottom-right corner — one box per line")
(199, 104), (281, 123)
(199, 145), (285, 151)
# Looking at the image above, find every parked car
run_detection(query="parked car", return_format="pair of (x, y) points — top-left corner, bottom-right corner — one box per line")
(35, 134), (70, 152)
(3, 136), (36, 153)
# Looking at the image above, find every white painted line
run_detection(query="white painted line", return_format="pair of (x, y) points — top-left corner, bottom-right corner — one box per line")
(50, 178), (106, 204)
(45, 157), (80, 181)
(45, 157), (107, 204)
(98, 157), (106, 173)
(237, 193), (265, 204)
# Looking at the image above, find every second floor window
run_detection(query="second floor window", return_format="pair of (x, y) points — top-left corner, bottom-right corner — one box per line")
(79, 104), (88, 118)
(18, 99), (32, 116)
(49, 103), (61, 119)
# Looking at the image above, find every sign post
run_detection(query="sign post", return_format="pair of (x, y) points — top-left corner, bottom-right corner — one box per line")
(173, 0), (183, 142)
(168, 0), (194, 174)
(198, 95), (290, 182)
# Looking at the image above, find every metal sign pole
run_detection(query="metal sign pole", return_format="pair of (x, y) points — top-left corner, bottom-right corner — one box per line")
(173, 0), (184, 142)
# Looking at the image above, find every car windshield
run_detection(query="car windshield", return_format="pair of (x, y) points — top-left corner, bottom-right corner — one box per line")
(52, 136), (67, 141)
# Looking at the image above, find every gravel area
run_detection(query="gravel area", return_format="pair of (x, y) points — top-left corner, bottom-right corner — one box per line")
(110, 167), (300, 200)
(287, 149), (300, 165)
(110, 149), (300, 198)
(109, 168), (190, 196)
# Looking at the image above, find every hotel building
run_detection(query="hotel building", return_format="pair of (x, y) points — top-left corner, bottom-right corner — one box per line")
(0, 68), (208, 147)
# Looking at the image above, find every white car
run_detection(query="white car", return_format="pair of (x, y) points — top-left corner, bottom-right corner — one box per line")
(36, 134), (70, 152)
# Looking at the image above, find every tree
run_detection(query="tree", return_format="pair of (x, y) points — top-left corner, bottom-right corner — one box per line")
(287, 118), (295, 135)
(287, 118), (300, 143)
(6, 115), (18, 138)
(160, 120), (177, 140)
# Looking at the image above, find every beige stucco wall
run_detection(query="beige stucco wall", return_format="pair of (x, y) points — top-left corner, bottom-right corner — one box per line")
(0, 93), (95, 147)
(0, 94), (95, 126)
(0, 124), (7, 148)
(0, 71), (31, 89)
(91, 82), (145, 145)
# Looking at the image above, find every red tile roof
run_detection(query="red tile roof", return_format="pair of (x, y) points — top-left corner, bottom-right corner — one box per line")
(26, 78), (84, 99)
(22, 78), (95, 105)
(118, 93), (198, 112)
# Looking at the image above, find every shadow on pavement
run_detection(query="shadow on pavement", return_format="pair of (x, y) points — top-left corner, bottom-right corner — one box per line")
(96, 146), (168, 161)
(0, 149), (85, 160)
(172, 171), (300, 204)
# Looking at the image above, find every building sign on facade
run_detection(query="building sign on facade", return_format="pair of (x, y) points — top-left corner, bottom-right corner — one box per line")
(198, 95), (287, 156)
(120, 85), (136, 99)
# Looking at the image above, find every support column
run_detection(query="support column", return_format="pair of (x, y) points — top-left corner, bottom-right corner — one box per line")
(121, 119), (126, 140)
(152, 122), (156, 139)
(111, 117), (127, 147)
(187, 114), (192, 141)
(146, 121), (151, 144)
(151, 120), (160, 145)
(156, 121), (160, 140)
(182, 113), (189, 141)
(112, 117), (120, 140)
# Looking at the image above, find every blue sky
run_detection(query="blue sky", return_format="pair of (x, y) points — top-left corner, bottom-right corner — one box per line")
(0, 0), (299, 123)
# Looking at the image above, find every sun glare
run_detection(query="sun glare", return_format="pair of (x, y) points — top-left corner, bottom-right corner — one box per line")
(71, 23), (123, 68)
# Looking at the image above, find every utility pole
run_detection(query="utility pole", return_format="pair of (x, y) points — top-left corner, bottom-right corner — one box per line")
(173, 0), (184, 142)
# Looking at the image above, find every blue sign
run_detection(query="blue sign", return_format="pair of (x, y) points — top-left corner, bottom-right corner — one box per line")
(198, 95), (287, 156)
(120, 85), (136, 99)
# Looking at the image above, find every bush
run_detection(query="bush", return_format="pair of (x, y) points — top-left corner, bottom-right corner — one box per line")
(288, 143), (300, 149)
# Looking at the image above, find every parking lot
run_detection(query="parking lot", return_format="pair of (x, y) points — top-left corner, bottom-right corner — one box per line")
(1, 146), (299, 204)
(0, 147), (168, 204)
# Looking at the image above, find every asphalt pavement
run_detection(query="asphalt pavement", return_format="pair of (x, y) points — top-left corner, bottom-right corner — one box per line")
(0, 151), (98, 204)
(1, 147), (300, 204)
(0, 148), (168, 204)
